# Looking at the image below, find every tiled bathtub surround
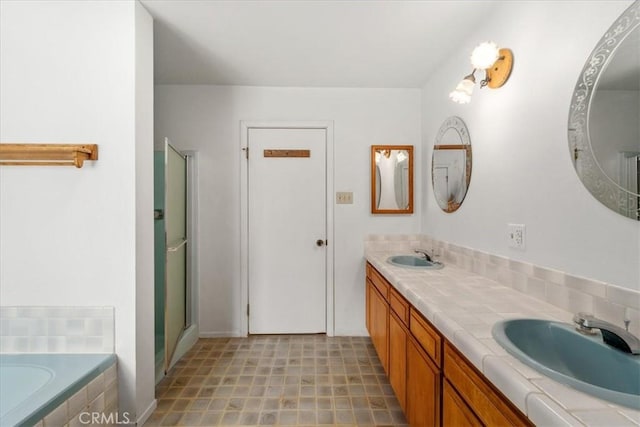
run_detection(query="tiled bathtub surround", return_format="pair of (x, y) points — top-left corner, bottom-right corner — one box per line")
(0, 306), (114, 353)
(35, 362), (119, 427)
(365, 234), (640, 336)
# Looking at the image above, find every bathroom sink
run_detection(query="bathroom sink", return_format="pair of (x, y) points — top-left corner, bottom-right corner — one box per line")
(492, 318), (640, 409)
(386, 255), (443, 269)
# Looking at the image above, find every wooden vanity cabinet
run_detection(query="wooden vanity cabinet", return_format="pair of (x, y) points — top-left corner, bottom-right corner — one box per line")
(444, 342), (533, 427)
(366, 279), (389, 373)
(388, 285), (410, 412)
(365, 262), (534, 427)
(366, 263), (441, 425)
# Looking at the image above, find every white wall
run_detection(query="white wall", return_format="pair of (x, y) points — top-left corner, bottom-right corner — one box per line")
(0, 0), (155, 419)
(155, 86), (422, 336)
(420, 1), (640, 290)
(134, 1), (157, 422)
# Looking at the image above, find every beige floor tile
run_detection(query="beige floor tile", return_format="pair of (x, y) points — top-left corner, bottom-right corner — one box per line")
(148, 336), (406, 426)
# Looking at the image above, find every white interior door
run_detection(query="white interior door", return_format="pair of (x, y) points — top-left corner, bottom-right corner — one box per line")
(248, 128), (327, 334)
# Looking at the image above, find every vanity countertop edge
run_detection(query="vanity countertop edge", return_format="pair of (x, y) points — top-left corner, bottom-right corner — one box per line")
(365, 249), (640, 427)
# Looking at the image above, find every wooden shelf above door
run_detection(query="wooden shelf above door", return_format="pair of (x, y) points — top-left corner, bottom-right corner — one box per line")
(0, 143), (98, 168)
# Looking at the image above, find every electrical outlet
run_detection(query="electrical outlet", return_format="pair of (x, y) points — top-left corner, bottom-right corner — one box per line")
(336, 192), (353, 204)
(508, 224), (526, 249)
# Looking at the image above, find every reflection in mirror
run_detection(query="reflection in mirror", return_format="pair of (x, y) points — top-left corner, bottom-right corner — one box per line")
(371, 145), (413, 214)
(432, 116), (472, 213)
(569, 1), (639, 220)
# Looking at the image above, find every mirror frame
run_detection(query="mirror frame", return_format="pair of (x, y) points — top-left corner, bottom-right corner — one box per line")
(432, 116), (472, 213)
(568, 1), (640, 220)
(370, 145), (414, 214)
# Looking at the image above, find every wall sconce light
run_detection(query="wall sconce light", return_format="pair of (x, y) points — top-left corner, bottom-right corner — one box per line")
(449, 41), (513, 104)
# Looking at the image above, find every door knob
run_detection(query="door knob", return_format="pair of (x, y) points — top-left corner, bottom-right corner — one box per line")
(316, 239), (326, 247)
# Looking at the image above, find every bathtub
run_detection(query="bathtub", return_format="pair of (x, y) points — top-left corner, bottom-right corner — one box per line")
(0, 353), (117, 427)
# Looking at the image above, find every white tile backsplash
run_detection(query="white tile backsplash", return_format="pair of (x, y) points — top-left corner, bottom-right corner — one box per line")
(0, 306), (114, 353)
(366, 234), (640, 332)
(607, 285), (640, 311)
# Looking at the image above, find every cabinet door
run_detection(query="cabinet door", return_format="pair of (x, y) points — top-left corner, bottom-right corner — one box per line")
(444, 342), (533, 427)
(406, 336), (441, 427)
(443, 379), (483, 427)
(389, 311), (407, 412)
(366, 279), (371, 334)
(369, 281), (389, 374)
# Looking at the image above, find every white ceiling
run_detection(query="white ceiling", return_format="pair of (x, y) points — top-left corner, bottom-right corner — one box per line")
(141, 0), (499, 88)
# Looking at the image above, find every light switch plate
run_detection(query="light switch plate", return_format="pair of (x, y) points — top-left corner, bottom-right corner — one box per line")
(336, 192), (353, 204)
(508, 224), (526, 249)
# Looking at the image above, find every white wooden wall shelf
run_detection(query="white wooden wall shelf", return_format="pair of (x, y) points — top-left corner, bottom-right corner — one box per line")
(0, 143), (98, 168)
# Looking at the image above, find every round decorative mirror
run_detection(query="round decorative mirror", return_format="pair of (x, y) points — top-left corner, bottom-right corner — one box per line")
(568, 1), (639, 220)
(432, 116), (472, 213)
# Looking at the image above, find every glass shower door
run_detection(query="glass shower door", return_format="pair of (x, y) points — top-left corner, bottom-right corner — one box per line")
(164, 142), (187, 371)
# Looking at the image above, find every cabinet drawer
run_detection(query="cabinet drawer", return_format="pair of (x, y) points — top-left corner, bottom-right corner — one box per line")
(366, 263), (389, 300)
(444, 342), (533, 427)
(443, 379), (483, 427)
(409, 308), (442, 367)
(389, 286), (409, 327)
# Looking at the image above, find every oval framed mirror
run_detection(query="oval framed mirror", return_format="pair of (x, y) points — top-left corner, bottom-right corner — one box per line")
(432, 116), (472, 213)
(371, 145), (413, 214)
(568, 1), (639, 220)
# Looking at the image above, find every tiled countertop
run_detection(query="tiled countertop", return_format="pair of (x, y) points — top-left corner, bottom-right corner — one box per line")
(365, 250), (640, 427)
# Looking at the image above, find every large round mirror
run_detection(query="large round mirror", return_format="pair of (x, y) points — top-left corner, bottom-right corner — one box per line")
(432, 116), (472, 213)
(568, 1), (639, 220)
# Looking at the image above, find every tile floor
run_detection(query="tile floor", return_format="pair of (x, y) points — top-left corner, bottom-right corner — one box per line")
(145, 335), (408, 426)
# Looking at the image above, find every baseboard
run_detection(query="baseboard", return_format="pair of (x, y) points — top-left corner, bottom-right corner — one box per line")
(136, 399), (157, 426)
(199, 331), (243, 338)
(334, 328), (368, 337)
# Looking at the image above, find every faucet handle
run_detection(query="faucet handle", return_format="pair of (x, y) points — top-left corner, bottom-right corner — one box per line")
(573, 312), (592, 325)
(573, 312), (598, 335)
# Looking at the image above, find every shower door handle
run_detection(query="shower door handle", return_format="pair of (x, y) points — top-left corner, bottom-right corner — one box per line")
(316, 239), (327, 247)
(168, 239), (187, 252)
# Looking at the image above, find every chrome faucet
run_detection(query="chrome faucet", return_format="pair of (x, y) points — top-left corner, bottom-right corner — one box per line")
(573, 312), (640, 355)
(414, 249), (433, 262)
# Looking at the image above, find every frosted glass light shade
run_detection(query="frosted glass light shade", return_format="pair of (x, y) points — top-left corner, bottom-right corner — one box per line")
(449, 77), (475, 104)
(471, 41), (499, 69)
